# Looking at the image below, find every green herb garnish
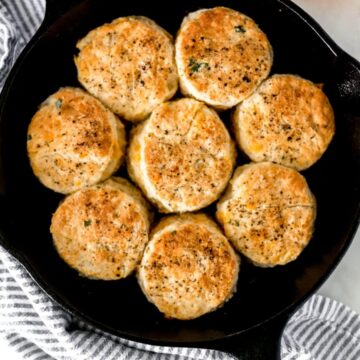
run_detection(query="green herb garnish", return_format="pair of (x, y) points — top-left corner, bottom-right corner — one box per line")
(188, 57), (211, 73)
(189, 57), (196, 66)
(234, 25), (246, 33)
(27, 134), (32, 141)
(191, 62), (202, 73)
(203, 62), (210, 70)
(84, 219), (92, 227)
(55, 99), (62, 109)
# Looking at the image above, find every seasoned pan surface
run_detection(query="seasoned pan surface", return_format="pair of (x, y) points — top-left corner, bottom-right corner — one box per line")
(0, 0), (359, 349)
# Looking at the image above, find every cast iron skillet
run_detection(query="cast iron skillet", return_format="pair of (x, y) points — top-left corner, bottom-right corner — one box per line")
(0, 0), (359, 358)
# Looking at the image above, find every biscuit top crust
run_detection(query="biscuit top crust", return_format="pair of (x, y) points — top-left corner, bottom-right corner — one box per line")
(216, 162), (316, 266)
(222, 162), (315, 209)
(51, 177), (150, 280)
(75, 16), (178, 121)
(176, 7), (273, 108)
(138, 213), (239, 319)
(129, 98), (236, 212)
(234, 74), (335, 170)
(27, 87), (125, 193)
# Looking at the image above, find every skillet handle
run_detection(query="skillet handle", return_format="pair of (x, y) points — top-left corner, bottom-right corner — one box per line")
(212, 313), (289, 360)
(43, 0), (86, 26)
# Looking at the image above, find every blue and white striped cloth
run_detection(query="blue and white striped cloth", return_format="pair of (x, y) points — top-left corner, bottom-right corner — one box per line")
(1, 1), (360, 359)
(0, 0), (44, 88)
(2, 245), (360, 360)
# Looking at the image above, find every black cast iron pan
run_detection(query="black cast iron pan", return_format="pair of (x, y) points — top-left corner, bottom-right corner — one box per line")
(0, 0), (359, 358)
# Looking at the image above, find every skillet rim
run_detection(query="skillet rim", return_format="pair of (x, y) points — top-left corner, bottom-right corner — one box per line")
(0, 0), (359, 346)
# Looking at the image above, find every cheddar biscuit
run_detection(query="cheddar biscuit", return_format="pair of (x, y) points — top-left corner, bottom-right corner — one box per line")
(51, 177), (151, 280)
(138, 213), (239, 319)
(127, 98), (236, 213)
(27, 87), (125, 194)
(175, 7), (273, 109)
(233, 74), (335, 170)
(75, 16), (178, 122)
(216, 162), (316, 267)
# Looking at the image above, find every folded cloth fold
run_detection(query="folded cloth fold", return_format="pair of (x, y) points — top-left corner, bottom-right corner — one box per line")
(1, 1), (360, 359)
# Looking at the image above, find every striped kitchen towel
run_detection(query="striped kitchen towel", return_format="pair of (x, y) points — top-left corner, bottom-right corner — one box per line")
(0, 0), (44, 88)
(1, 1), (360, 359)
(2, 245), (360, 360)
(2, 244), (360, 360)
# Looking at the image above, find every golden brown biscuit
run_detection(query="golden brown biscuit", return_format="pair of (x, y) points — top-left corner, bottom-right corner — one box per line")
(233, 74), (335, 170)
(27, 87), (125, 194)
(138, 213), (239, 320)
(127, 98), (236, 213)
(51, 177), (151, 280)
(175, 7), (273, 109)
(216, 162), (316, 267)
(75, 16), (178, 122)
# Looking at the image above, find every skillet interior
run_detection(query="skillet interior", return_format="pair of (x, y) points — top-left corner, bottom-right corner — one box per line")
(0, 0), (359, 344)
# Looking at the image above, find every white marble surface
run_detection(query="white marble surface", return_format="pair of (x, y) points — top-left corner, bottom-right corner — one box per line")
(1, 1), (360, 359)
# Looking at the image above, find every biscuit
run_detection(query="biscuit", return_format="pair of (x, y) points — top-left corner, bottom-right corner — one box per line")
(75, 16), (178, 122)
(216, 162), (316, 267)
(233, 74), (335, 170)
(138, 213), (239, 319)
(27, 87), (125, 194)
(175, 7), (273, 109)
(50, 177), (151, 280)
(127, 98), (236, 212)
